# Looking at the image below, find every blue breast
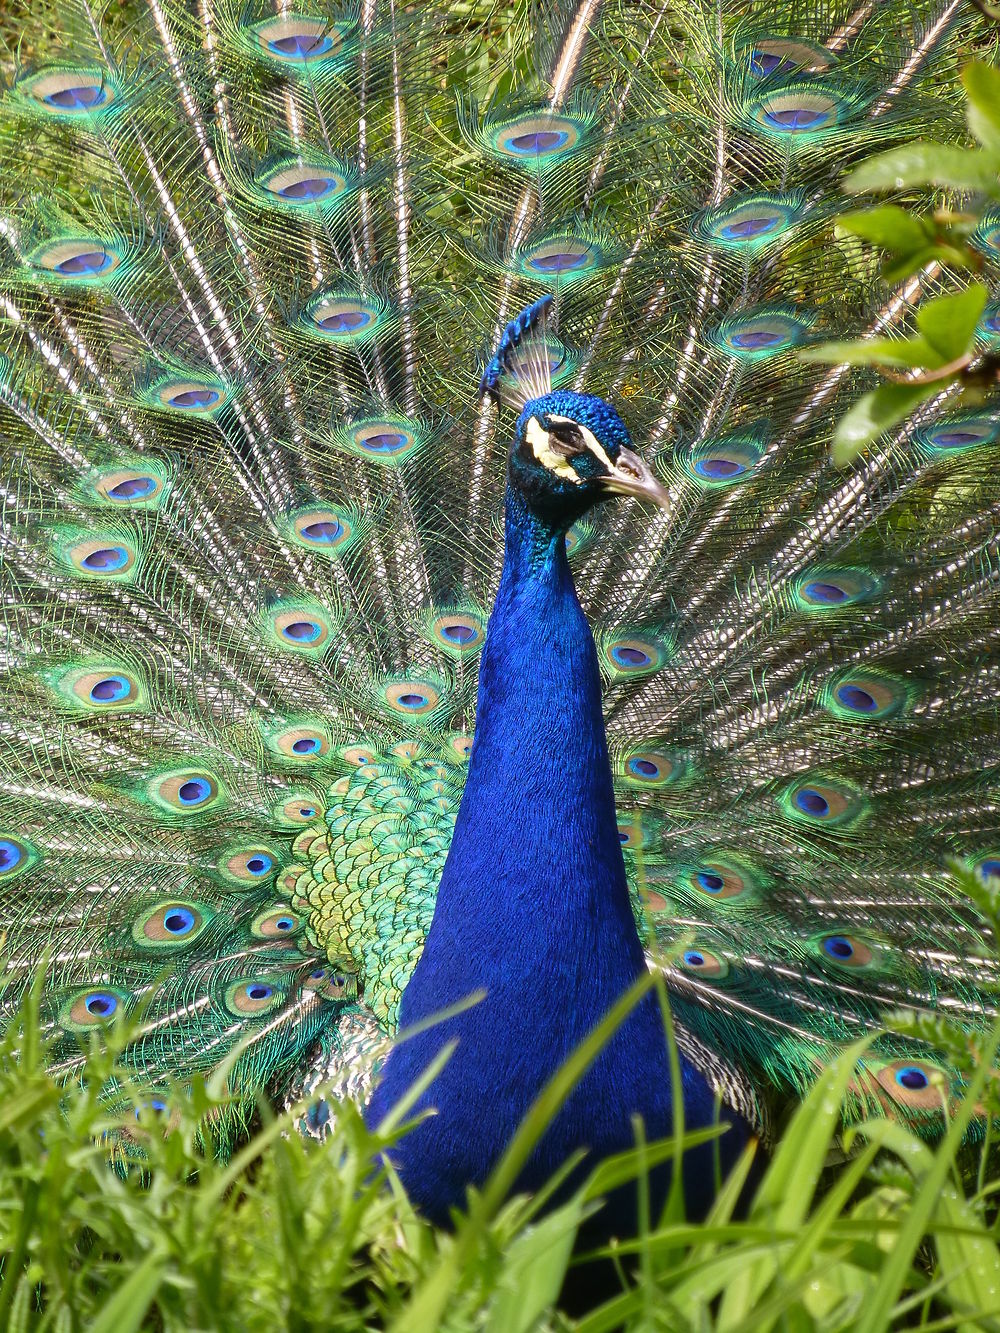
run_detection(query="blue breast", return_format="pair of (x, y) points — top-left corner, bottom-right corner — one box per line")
(367, 487), (751, 1230)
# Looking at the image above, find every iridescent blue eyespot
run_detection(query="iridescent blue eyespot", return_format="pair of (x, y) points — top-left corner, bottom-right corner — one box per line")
(245, 854), (273, 876)
(300, 807), (316, 818)
(504, 128), (569, 155)
(695, 457), (744, 479)
(301, 519), (343, 544)
(443, 624), (475, 644)
(107, 476), (156, 500)
(804, 581), (846, 604)
(268, 31), (334, 58)
(823, 934), (853, 960)
(281, 620), (323, 643)
(895, 1065), (929, 1091)
(85, 991), (117, 1017)
(683, 950), (705, 967)
(292, 737), (322, 755)
(366, 430), (407, 453)
(56, 249), (113, 275)
(697, 871), (724, 894)
(82, 546), (129, 572)
(722, 216), (779, 240)
(247, 983), (273, 1001)
(317, 308), (373, 334)
(795, 788), (829, 817)
(612, 645), (651, 668)
(763, 106), (828, 131)
(178, 777), (212, 806)
(274, 917), (295, 932)
(163, 907), (196, 936)
(169, 387), (220, 410)
(979, 859), (1000, 882)
(89, 675), (131, 704)
(0, 840), (24, 873)
(279, 176), (336, 200)
(46, 84), (107, 110)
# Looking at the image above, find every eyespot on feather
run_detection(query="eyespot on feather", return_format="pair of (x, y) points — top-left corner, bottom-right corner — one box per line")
(620, 749), (684, 788)
(692, 191), (806, 250)
(793, 567), (880, 611)
(821, 670), (911, 722)
(21, 67), (118, 117)
(148, 769), (225, 816)
(58, 667), (143, 712)
(224, 977), (288, 1016)
(273, 794), (325, 827)
(245, 15), (347, 65)
(268, 604), (333, 654)
(684, 432), (766, 486)
(149, 376), (227, 415)
(812, 932), (876, 969)
(64, 536), (137, 579)
(477, 108), (591, 168)
(674, 946), (730, 979)
(710, 307), (813, 359)
(381, 680), (442, 717)
(602, 635), (669, 679)
(265, 722), (332, 763)
(341, 745), (378, 767)
(868, 1058), (953, 1113)
(92, 467), (167, 507)
(132, 900), (210, 948)
(219, 845), (281, 885)
(60, 987), (128, 1031)
(779, 776), (867, 827)
(290, 507), (354, 554)
(0, 836), (38, 881)
(30, 238), (121, 282)
(258, 159), (350, 208)
(251, 906), (304, 939)
(428, 612), (485, 655)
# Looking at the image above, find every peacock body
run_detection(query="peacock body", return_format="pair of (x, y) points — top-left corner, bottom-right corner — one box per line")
(0, 0), (998, 1229)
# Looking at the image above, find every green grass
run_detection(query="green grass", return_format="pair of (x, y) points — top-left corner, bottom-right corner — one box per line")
(2, 974), (1000, 1331)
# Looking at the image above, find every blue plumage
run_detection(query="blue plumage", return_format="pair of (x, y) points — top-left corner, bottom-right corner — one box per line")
(368, 417), (751, 1222)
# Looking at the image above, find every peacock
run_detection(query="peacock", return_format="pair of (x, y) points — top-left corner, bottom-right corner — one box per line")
(1, 0), (998, 1236)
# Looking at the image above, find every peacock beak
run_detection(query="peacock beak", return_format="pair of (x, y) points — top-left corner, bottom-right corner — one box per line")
(599, 448), (671, 511)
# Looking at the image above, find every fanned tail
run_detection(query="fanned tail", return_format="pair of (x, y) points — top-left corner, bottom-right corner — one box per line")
(0, 0), (996, 1145)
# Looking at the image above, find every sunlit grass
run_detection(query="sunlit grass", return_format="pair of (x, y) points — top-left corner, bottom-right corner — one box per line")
(1, 970), (1000, 1330)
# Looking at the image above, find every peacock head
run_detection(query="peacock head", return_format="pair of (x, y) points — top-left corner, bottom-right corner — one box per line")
(509, 389), (669, 529)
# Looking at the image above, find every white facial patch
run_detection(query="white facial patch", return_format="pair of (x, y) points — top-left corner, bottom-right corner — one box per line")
(546, 413), (616, 472)
(526, 413), (617, 483)
(525, 416), (584, 484)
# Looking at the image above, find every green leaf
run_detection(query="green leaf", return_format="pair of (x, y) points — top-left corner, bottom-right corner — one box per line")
(963, 62), (1000, 153)
(916, 284), (989, 362)
(845, 144), (1000, 195)
(89, 1251), (165, 1333)
(802, 335), (944, 370)
(832, 382), (939, 466)
(838, 205), (932, 253)
(485, 1197), (585, 1333)
(883, 243), (974, 285)
(852, 1023), (1000, 1333)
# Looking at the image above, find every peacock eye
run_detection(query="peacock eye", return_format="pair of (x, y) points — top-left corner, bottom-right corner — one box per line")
(547, 420), (585, 453)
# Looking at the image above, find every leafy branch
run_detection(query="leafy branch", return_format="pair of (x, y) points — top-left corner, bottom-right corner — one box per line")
(804, 60), (1000, 466)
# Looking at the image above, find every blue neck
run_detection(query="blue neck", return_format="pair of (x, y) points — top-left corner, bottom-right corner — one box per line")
(423, 484), (647, 995)
(367, 483), (749, 1228)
